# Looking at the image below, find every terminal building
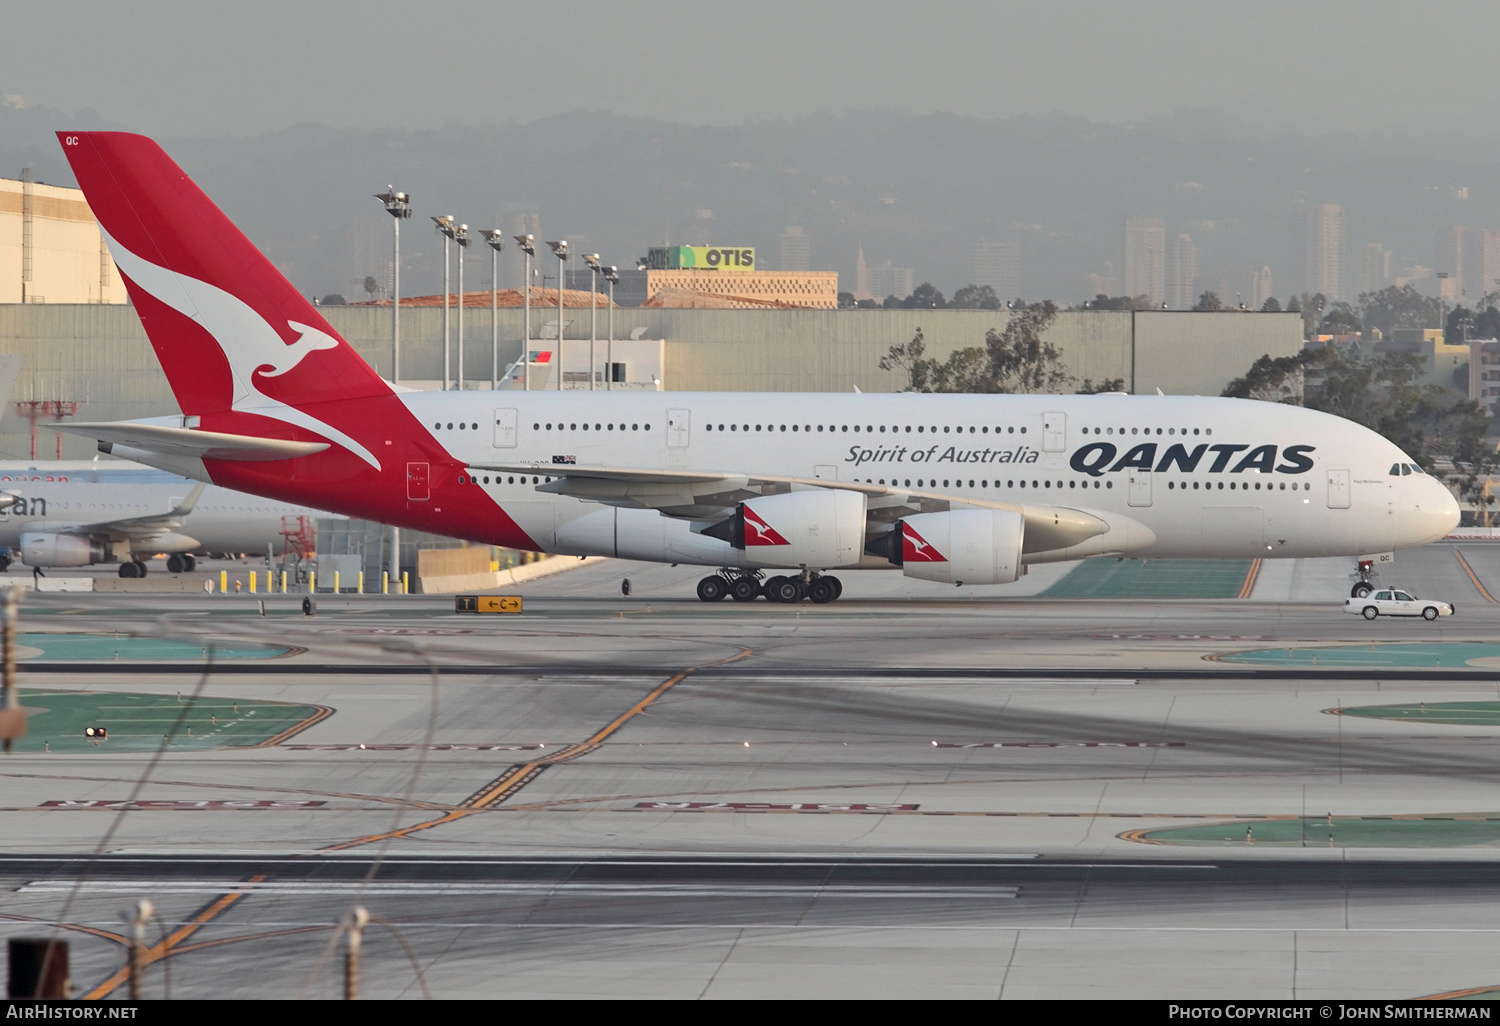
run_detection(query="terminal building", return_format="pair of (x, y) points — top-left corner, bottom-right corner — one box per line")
(1, 172), (125, 305)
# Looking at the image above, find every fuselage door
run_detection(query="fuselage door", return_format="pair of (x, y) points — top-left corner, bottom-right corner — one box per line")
(492, 408), (518, 448)
(1327, 468), (1351, 509)
(1128, 468), (1153, 507)
(1042, 411), (1067, 452)
(667, 408), (691, 448)
(406, 462), (431, 502)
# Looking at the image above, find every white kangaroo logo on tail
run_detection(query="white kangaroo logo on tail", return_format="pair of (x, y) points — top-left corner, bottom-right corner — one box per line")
(99, 227), (381, 469)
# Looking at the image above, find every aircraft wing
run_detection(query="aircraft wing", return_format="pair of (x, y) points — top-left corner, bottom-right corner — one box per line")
(57, 421), (329, 461)
(471, 462), (1111, 553)
(39, 483), (207, 544)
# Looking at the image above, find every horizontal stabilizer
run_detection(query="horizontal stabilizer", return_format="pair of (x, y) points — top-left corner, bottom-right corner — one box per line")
(58, 421), (329, 462)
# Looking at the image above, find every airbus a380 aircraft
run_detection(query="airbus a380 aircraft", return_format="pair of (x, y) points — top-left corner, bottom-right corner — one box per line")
(52, 132), (1459, 603)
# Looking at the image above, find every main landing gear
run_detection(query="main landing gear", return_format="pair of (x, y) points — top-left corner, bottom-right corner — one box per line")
(117, 559), (149, 578)
(695, 569), (844, 604)
(166, 554), (197, 574)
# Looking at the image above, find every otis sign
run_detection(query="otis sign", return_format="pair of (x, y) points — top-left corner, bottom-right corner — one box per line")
(1069, 441), (1316, 477)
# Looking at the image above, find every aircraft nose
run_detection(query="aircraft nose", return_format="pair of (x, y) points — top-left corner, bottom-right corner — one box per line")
(1401, 475), (1460, 547)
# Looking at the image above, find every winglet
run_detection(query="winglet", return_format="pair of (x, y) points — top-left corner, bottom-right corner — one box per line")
(169, 482), (207, 517)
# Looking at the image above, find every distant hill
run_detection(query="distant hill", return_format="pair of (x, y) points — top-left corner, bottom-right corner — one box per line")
(3, 101), (1498, 305)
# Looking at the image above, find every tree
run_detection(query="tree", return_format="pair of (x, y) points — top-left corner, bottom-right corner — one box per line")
(319, 293), (346, 306)
(984, 301), (1071, 393)
(1286, 295), (1301, 314)
(904, 282), (946, 309)
(362, 275), (380, 301)
(1076, 377), (1126, 394)
(1299, 292), (1327, 338)
(837, 291), (856, 309)
(1191, 291), (1224, 312)
(879, 302), (1071, 393)
(951, 284), (1002, 310)
(1321, 301), (1361, 334)
(1359, 285), (1440, 335)
(1221, 352), (1311, 404)
(1260, 296), (1282, 313)
(878, 327), (926, 389)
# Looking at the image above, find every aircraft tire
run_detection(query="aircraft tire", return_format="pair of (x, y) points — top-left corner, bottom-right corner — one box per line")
(807, 578), (838, 604)
(729, 577), (759, 603)
(1362, 605), (1378, 620)
(697, 576), (728, 602)
(1351, 582), (1373, 598)
(762, 575), (788, 602)
(827, 576), (843, 599)
(768, 577), (803, 604)
(167, 555), (185, 574)
(133, 559), (148, 576)
(118, 562), (138, 579)
(184, 555), (196, 571)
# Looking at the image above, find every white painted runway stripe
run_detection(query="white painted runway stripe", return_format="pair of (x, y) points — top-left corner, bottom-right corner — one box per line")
(17, 880), (1020, 899)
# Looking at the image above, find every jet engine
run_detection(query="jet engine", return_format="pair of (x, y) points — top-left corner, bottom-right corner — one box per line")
(20, 532), (107, 568)
(704, 489), (867, 569)
(894, 509), (1024, 586)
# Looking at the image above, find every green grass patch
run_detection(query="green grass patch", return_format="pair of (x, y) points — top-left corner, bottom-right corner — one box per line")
(1222, 643), (1500, 668)
(9, 690), (325, 752)
(1133, 817), (1500, 848)
(18, 633), (291, 661)
(1039, 558), (1253, 599)
(1333, 702), (1500, 726)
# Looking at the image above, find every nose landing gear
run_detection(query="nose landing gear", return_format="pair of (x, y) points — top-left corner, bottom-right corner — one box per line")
(1350, 559), (1377, 599)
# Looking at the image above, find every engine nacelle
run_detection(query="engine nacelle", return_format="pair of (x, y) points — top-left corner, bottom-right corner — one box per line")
(705, 489), (867, 569)
(20, 532), (107, 568)
(897, 509), (1024, 586)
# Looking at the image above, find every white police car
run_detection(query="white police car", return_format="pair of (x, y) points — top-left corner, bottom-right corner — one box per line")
(1343, 588), (1454, 621)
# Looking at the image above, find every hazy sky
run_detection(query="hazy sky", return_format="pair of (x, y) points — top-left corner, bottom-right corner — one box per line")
(2, 0), (1496, 137)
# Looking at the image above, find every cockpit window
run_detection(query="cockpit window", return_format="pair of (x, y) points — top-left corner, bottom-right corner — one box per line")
(1390, 463), (1402, 476)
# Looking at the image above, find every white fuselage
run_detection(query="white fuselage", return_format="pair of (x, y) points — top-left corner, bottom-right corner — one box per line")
(390, 391), (1459, 566)
(0, 461), (335, 563)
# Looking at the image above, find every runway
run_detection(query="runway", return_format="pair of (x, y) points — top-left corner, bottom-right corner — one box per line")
(5, 543), (1500, 998)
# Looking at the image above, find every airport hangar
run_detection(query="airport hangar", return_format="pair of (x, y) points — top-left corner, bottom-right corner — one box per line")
(0, 302), (1302, 461)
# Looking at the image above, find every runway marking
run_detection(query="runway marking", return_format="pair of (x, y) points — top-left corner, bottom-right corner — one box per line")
(318, 646), (754, 852)
(20, 879), (1020, 899)
(635, 802), (918, 812)
(934, 741), (1183, 749)
(1454, 549), (1496, 603)
(1236, 558), (1262, 599)
(255, 703), (334, 747)
(38, 799), (325, 810)
(84, 873), (267, 1000)
(282, 743), (546, 752)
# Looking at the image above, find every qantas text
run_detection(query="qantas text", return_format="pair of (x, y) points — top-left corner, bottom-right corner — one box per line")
(843, 442), (1316, 475)
(1069, 442), (1315, 477)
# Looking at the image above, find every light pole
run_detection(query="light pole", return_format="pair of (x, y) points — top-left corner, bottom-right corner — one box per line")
(454, 222), (469, 390)
(547, 240), (569, 390)
(480, 230), (504, 390)
(604, 265), (618, 390)
(433, 216), (456, 390)
(584, 253), (601, 390)
(374, 188), (411, 383)
(514, 234), (536, 390)
(375, 188), (411, 594)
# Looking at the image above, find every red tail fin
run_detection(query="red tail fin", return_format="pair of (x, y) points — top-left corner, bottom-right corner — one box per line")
(57, 132), (389, 417)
